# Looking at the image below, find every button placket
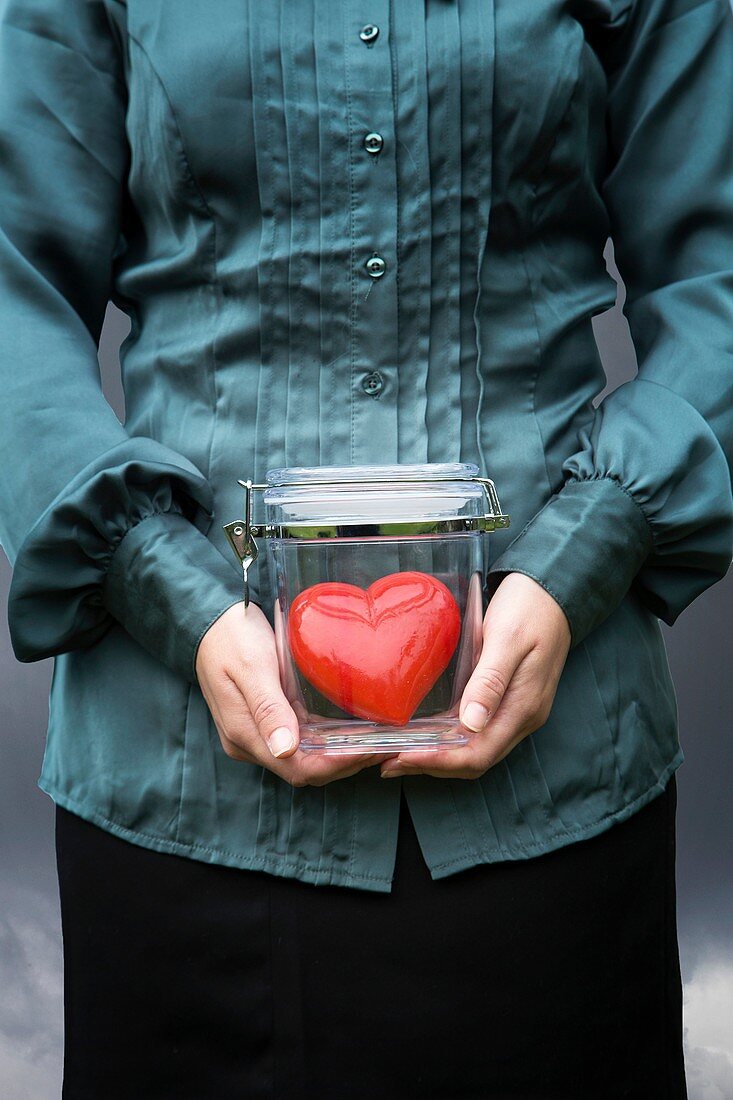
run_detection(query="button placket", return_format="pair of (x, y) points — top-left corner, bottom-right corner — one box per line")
(346, 0), (398, 461)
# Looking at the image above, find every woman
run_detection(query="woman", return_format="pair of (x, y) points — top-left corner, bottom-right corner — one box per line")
(1, 0), (732, 1096)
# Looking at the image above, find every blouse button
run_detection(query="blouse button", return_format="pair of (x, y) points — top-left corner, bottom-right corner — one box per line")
(361, 371), (384, 397)
(364, 132), (384, 155)
(366, 255), (386, 278)
(359, 24), (379, 44)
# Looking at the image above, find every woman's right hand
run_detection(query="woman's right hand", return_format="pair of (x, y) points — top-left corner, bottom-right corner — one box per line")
(195, 601), (397, 786)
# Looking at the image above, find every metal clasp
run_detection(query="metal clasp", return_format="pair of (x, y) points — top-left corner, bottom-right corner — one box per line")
(222, 479), (268, 608)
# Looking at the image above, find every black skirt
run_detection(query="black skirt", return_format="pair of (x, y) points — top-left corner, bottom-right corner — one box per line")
(55, 775), (687, 1099)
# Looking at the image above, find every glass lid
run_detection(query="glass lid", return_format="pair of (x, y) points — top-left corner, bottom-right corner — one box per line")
(265, 462), (480, 485)
(262, 462), (488, 525)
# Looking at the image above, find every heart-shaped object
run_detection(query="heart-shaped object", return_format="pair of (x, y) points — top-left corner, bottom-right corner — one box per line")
(287, 571), (461, 726)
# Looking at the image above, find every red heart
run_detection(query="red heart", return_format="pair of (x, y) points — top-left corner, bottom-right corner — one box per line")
(287, 571), (462, 726)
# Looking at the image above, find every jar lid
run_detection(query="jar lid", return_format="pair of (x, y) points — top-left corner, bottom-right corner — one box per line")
(261, 462), (495, 525)
(264, 461), (479, 485)
(263, 462), (487, 520)
(222, 462), (510, 608)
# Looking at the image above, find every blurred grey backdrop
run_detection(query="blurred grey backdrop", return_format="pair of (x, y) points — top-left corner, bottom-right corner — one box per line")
(1, 240), (732, 1097)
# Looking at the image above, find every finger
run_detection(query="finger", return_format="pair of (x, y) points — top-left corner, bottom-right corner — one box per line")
(380, 718), (529, 778)
(201, 673), (267, 761)
(208, 685), (271, 765)
(379, 737), (486, 777)
(268, 748), (397, 788)
(217, 729), (259, 764)
(383, 677), (541, 783)
(295, 750), (398, 787)
(458, 623), (530, 735)
(380, 744), (491, 779)
(231, 661), (301, 761)
(202, 667), (385, 782)
(381, 671), (533, 777)
(378, 690), (534, 778)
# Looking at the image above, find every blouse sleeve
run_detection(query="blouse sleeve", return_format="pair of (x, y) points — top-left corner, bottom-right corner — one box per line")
(486, 0), (733, 647)
(0, 0), (243, 684)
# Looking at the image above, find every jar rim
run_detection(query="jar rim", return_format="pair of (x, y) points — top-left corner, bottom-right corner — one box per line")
(265, 461), (480, 486)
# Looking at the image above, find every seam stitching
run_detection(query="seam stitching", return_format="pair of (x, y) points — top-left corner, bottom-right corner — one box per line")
(581, 639), (626, 799)
(429, 749), (683, 869)
(45, 783), (393, 883)
(390, 0), (403, 446)
(519, 226), (554, 497)
(124, 30), (222, 540)
(126, 31), (216, 225)
(174, 685), (194, 845)
(524, 50), (586, 495)
(344, 5), (357, 464)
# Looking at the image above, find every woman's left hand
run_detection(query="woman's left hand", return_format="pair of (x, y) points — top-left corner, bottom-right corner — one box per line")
(380, 572), (572, 780)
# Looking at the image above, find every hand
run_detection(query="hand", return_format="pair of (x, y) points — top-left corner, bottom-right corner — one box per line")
(195, 602), (396, 787)
(380, 573), (572, 780)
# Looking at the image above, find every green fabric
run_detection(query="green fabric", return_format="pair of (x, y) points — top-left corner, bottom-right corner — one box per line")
(1, 0), (731, 891)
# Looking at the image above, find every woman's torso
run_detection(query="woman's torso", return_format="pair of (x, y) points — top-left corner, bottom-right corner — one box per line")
(40, 0), (682, 889)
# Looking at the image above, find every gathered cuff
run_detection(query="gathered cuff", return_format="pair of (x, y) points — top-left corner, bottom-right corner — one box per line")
(486, 475), (654, 647)
(7, 436), (242, 682)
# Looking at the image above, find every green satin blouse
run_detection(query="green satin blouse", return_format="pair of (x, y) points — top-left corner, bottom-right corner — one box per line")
(1, 0), (732, 891)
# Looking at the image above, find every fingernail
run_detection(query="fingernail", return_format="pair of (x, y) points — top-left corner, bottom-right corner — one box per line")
(462, 702), (490, 732)
(268, 727), (296, 758)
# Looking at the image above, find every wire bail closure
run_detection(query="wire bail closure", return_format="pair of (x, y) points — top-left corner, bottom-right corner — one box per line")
(222, 479), (260, 609)
(223, 474), (510, 609)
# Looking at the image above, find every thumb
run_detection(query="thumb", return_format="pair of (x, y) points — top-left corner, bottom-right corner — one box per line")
(459, 631), (526, 733)
(241, 661), (301, 760)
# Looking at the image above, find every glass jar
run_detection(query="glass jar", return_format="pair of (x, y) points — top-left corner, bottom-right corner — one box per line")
(223, 462), (510, 754)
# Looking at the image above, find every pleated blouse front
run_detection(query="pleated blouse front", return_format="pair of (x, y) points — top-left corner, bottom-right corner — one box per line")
(1, 0), (732, 890)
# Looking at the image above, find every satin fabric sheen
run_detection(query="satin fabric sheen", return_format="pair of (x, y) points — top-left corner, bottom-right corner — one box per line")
(0, 0), (732, 891)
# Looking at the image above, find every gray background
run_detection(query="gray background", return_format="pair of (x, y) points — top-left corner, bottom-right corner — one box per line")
(1, 240), (732, 1097)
